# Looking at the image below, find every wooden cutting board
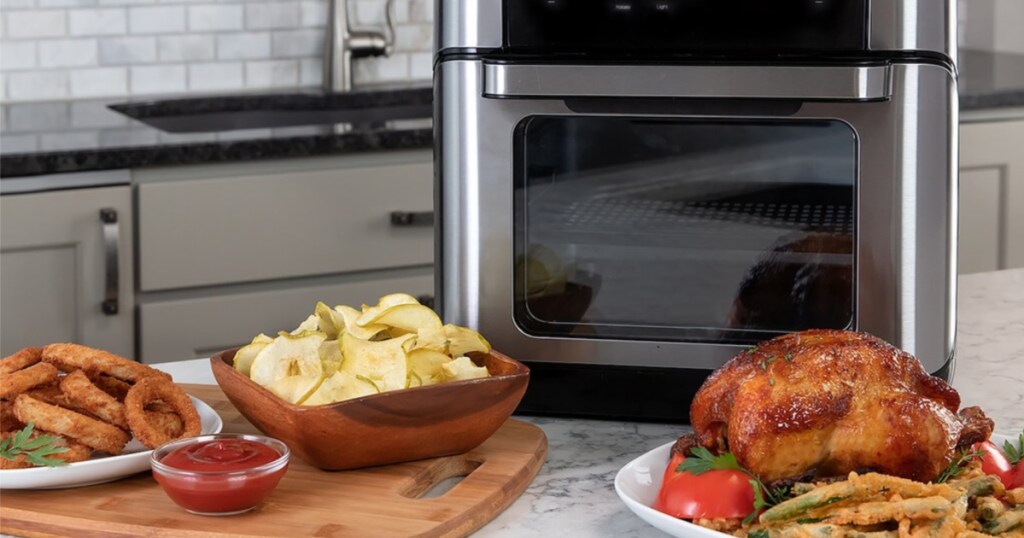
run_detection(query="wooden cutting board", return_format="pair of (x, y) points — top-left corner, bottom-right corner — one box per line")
(0, 384), (548, 538)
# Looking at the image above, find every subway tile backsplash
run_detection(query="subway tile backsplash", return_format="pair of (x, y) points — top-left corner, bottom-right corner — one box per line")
(0, 0), (434, 103)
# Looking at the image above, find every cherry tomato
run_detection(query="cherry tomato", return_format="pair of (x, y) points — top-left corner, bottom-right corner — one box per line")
(654, 452), (756, 519)
(974, 441), (1012, 484)
(1006, 462), (1024, 489)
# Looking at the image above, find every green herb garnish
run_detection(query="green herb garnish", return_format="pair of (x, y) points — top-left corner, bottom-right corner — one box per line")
(0, 422), (70, 467)
(935, 446), (986, 483)
(1003, 432), (1023, 465)
(676, 446), (744, 474)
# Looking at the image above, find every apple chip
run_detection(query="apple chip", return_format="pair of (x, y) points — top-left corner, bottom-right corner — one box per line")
(442, 356), (490, 382)
(444, 324), (491, 357)
(250, 332), (326, 391)
(302, 370), (378, 406)
(340, 332), (414, 393)
(334, 305), (388, 341)
(290, 314), (320, 335)
(233, 333), (273, 376)
(408, 349), (451, 387)
(355, 293), (420, 327)
(319, 339), (343, 375)
(315, 301), (346, 339)
(405, 326), (449, 354)
(362, 303), (443, 334)
(266, 374), (323, 404)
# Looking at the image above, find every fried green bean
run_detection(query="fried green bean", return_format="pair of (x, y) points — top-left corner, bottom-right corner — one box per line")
(760, 483), (857, 523)
(950, 475), (1005, 499)
(826, 496), (951, 526)
(776, 523), (898, 538)
(981, 505), (1024, 535)
(975, 497), (1006, 521)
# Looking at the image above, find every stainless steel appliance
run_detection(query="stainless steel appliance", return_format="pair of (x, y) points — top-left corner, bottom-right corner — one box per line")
(435, 0), (959, 421)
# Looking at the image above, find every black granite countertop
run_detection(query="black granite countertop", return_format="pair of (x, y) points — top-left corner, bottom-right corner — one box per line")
(3, 49), (1024, 179)
(1, 86), (433, 178)
(959, 49), (1024, 110)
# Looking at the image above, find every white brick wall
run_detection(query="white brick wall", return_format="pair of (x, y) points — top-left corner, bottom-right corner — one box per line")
(0, 0), (434, 103)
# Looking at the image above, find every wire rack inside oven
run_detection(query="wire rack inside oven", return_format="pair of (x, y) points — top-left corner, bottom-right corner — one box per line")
(559, 198), (851, 232)
(530, 198), (854, 251)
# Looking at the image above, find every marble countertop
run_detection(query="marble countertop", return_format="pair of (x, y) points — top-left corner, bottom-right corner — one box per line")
(4, 49), (1024, 179)
(89, 269), (1019, 537)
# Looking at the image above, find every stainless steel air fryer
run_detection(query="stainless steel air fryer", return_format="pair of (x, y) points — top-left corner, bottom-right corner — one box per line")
(435, 0), (959, 421)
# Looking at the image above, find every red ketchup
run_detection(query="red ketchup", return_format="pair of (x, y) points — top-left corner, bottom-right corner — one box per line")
(153, 437), (288, 515)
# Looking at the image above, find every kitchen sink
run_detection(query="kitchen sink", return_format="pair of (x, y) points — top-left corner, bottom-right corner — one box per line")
(108, 87), (432, 133)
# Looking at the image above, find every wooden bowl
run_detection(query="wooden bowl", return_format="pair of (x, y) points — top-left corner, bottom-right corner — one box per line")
(210, 349), (530, 470)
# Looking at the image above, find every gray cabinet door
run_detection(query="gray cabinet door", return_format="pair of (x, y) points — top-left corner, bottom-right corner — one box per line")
(1, 186), (135, 358)
(959, 119), (1024, 273)
(138, 156), (434, 291)
(139, 269), (434, 363)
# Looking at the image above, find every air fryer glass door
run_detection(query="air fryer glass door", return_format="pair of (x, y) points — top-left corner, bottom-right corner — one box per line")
(513, 116), (857, 345)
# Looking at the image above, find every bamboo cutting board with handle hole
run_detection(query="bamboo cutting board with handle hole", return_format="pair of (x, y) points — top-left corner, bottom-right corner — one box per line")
(0, 384), (548, 538)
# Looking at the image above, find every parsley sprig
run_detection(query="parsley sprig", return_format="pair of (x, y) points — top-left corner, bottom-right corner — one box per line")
(0, 422), (70, 467)
(1003, 432), (1024, 465)
(675, 446), (792, 524)
(935, 446), (986, 483)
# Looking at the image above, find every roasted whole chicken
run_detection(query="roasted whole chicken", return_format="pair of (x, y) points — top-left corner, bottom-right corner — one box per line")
(690, 330), (992, 483)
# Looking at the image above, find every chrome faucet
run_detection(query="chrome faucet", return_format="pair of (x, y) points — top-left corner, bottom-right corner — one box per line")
(323, 0), (396, 93)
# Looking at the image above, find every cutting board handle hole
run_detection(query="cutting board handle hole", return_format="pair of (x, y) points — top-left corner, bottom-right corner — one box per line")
(401, 456), (483, 499)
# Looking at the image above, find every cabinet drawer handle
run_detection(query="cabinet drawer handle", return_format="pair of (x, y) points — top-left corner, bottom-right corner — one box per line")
(390, 211), (434, 227)
(99, 208), (119, 316)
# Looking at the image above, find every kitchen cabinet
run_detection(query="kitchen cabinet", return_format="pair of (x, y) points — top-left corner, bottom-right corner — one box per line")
(134, 151), (435, 362)
(137, 151), (434, 292)
(958, 118), (1024, 273)
(139, 269), (433, 363)
(0, 186), (135, 358)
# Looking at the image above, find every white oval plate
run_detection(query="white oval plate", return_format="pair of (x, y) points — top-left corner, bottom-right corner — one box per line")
(615, 432), (1015, 538)
(0, 396), (223, 490)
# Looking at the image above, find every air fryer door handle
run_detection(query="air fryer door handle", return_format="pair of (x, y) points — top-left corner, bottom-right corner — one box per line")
(482, 63), (892, 101)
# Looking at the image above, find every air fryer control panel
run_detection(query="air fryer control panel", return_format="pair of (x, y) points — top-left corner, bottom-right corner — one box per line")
(504, 0), (869, 55)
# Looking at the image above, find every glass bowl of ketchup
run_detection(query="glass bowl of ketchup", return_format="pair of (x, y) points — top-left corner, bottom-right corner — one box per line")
(151, 433), (290, 516)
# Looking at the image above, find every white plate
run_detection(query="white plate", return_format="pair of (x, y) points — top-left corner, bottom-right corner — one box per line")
(615, 432), (1015, 538)
(0, 396), (223, 490)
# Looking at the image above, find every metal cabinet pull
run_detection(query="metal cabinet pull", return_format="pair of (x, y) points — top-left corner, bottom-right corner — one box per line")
(390, 211), (434, 227)
(99, 208), (119, 316)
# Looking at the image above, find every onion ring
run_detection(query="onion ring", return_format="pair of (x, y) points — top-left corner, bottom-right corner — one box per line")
(25, 383), (75, 409)
(0, 362), (59, 399)
(124, 378), (200, 449)
(60, 370), (128, 429)
(41, 343), (170, 383)
(88, 374), (132, 401)
(0, 429), (92, 469)
(0, 347), (42, 376)
(1, 400), (24, 432)
(145, 410), (184, 439)
(13, 394), (130, 455)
